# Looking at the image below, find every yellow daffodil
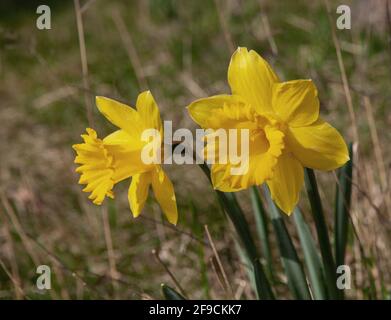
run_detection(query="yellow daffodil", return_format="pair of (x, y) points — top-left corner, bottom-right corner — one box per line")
(188, 47), (349, 214)
(73, 91), (178, 224)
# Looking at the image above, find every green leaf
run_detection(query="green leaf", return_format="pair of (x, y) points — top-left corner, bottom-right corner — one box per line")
(253, 259), (275, 300)
(161, 284), (186, 300)
(250, 186), (274, 281)
(235, 241), (275, 300)
(334, 143), (353, 267)
(218, 192), (258, 259)
(198, 163), (274, 300)
(234, 241), (257, 298)
(304, 168), (340, 299)
(264, 186), (311, 300)
(198, 163), (256, 259)
(293, 207), (328, 299)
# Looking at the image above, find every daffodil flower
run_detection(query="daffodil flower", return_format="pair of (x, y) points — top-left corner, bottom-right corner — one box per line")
(188, 47), (349, 214)
(73, 91), (178, 224)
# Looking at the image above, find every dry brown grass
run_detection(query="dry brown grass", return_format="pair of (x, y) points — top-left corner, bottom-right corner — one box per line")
(0, 0), (390, 299)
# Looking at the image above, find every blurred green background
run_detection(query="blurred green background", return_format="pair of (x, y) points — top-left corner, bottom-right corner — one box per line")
(0, 0), (390, 299)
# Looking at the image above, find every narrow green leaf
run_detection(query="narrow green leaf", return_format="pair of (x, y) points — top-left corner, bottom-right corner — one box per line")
(161, 284), (186, 300)
(234, 241), (257, 297)
(293, 207), (328, 299)
(334, 143), (353, 267)
(199, 163), (274, 300)
(253, 259), (275, 300)
(264, 186), (311, 300)
(218, 192), (258, 258)
(198, 163), (257, 259)
(235, 241), (275, 300)
(304, 168), (340, 299)
(250, 186), (274, 281)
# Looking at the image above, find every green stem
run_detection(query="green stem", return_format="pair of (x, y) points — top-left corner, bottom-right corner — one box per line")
(294, 208), (328, 299)
(199, 163), (274, 299)
(334, 143), (353, 268)
(198, 163), (257, 259)
(264, 186), (311, 300)
(304, 168), (340, 299)
(250, 186), (274, 281)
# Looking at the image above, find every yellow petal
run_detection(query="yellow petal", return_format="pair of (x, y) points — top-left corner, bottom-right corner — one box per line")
(187, 94), (254, 129)
(106, 145), (151, 183)
(272, 80), (319, 127)
(228, 47), (279, 115)
(103, 129), (144, 151)
(266, 152), (304, 215)
(128, 172), (151, 218)
(136, 90), (162, 135)
(95, 96), (144, 141)
(286, 118), (349, 170)
(151, 167), (178, 225)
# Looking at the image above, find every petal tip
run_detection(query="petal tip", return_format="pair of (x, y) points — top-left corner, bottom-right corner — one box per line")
(95, 96), (104, 103)
(167, 216), (178, 225)
(236, 46), (247, 52)
(285, 209), (293, 216)
(130, 209), (141, 219)
(95, 96), (109, 109)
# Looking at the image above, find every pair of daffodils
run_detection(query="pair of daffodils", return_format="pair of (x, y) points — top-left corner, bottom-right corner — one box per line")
(73, 47), (349, 224)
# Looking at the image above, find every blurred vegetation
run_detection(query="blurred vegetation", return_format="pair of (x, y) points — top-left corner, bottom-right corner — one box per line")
(0, 0), (390, 299)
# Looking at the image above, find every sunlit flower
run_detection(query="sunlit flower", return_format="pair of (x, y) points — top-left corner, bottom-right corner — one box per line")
(73, 91), (178, 224)
(188, 47), (349, 214)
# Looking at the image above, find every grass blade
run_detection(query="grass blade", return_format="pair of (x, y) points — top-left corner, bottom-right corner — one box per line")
(250, 186), (274, 281)
(161, 284), (186, 300)
(199, 163), (274, 299)
(334, 143), (353, 267)
(293, 207), (328, 299)
(304, 168), (340, 299)
(190, 201), (210, 299)
(264, 186), (311, 300)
